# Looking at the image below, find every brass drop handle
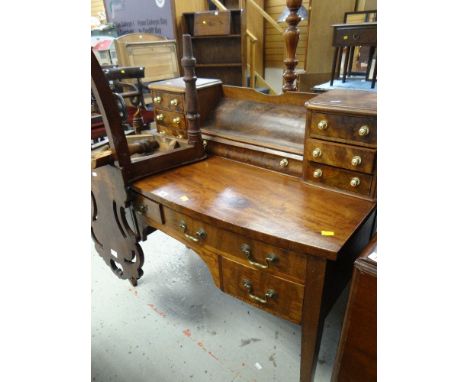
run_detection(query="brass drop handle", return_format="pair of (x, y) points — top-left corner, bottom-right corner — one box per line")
(156, 113), (164, 121)
(242, 279), (276, 304)
(312, 148), (322, 158)
(154, 96), (162, 104)
(351, 156), (362, 166)
(350, 177), (361, 187)
(179, 221), (207, 242)
(172, 117), (181, 125)
(241, 244), (277, 269)
(358, 125), (370, 136)
(170, 98), (178, 106)
(317, 120), (328, 130)
(313, 169), (323, 178)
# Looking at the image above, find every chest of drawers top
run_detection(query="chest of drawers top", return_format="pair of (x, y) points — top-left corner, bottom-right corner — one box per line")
(305, 89), (376, 117)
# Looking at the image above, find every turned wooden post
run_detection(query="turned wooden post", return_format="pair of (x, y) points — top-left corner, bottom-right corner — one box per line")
(181, 34), (204, 150)
(282, 0), (303, 92)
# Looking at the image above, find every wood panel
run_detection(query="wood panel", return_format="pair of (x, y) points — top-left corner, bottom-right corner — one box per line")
(305, 0), (355, 76)
(92, 0), (106, 20)
(264, 0), (309, 68)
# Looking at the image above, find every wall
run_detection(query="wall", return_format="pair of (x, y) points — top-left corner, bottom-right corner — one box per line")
(305, 0), (355, 79)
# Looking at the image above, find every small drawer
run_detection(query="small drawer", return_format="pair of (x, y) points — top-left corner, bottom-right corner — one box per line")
(309, 112), (376, 147)
(162, 207), (307, 283)
(221, 257), (304, 324)
(133, 195), (163, 225)
(334, 26), (376, 46)
(152, 91), (185, 113)
(305, 139), (376, 174)
(154, 109), (186, 133)
(304, 163), (374, 196)
(157, 125), (187, 139)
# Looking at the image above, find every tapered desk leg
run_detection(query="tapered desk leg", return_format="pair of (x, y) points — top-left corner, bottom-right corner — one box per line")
(300, 257), (327, 382)
(330, 47), (339, 86)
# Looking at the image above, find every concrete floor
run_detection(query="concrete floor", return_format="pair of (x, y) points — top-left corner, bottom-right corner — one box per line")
(91, 230), (349, 382)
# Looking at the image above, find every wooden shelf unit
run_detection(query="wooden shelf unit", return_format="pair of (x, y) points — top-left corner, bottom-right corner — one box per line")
(182, 10), (245, 86)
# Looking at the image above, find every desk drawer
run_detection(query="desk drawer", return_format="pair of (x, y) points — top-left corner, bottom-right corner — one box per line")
(221, 257), (304, 324)
(305, 139), (376, 174)
(154, 109), (186, 138)
(304, 163), (374, 196)
(334, 27), (376, 46)
(161, 206), (307, 283)
(309, 112), (376, 147)
(152, 91), (185, 113)
(157, 124), (187, 139)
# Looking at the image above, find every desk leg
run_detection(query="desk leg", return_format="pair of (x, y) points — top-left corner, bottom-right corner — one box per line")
(330, 47), (339, 86)
(300, 257), (327, 382)
(342, 47), (350, 83)
(371, 55), (377, 88)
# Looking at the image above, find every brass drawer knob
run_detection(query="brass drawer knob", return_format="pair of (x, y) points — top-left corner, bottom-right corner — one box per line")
(135, 204), (147, 214)
(279, 158), (289, 168)
(154, 96), (162, 104)
(156, 113), (164, 121)
(350, 177), (360, 187)
(159, 130), (166, 135)
(241, 244), (277, 269)
(172, 117), (181, 125)
(312, 148), (322, 158)
(317, 120), (328, 130)
(170, 98), (178, 106)
(351, 156), (362, 166)
(358, 125), (370, 136)
(313, 169), (323, 178)
(176, 134), (183, 139)
(179, 220), (207, 242)
(242, 279), (276, 304)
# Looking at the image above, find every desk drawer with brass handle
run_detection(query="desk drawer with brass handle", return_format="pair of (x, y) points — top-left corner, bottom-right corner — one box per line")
(309, 112), (376, 147)
(305, 138), (376, 174)
(160, 206), (307, 283)
(151, 91), (185, 113)
(221, 257), (304, 324)
(304, 163), (374, 196)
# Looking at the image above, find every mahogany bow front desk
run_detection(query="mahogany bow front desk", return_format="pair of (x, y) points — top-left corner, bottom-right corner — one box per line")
(91, 38), (377, 382)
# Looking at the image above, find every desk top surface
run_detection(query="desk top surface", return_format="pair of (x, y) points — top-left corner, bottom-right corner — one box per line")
(132, 156), (375, 259)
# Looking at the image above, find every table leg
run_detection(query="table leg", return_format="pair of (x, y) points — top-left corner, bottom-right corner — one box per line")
(347, 46), (355, 75)
(342, 47), (351, 83)
(300, 257), (327, 382)
(330, 47), (339, 86)
(371, 53), (377, 88)
(366, 46), (376, 80)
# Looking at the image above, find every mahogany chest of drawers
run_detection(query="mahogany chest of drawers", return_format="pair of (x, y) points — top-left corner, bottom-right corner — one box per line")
(148, 77), (222, 139)
(332, 236), (377, 382)
(304, 89), (377, 199)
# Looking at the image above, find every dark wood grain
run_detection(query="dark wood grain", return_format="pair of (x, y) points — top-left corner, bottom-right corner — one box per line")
(305, 138), (376, 174)
(221, 256), (305, 323)
(202, 86), (314, 155)
(304, 163), (374, 196)
(132, 156), (376, 259)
